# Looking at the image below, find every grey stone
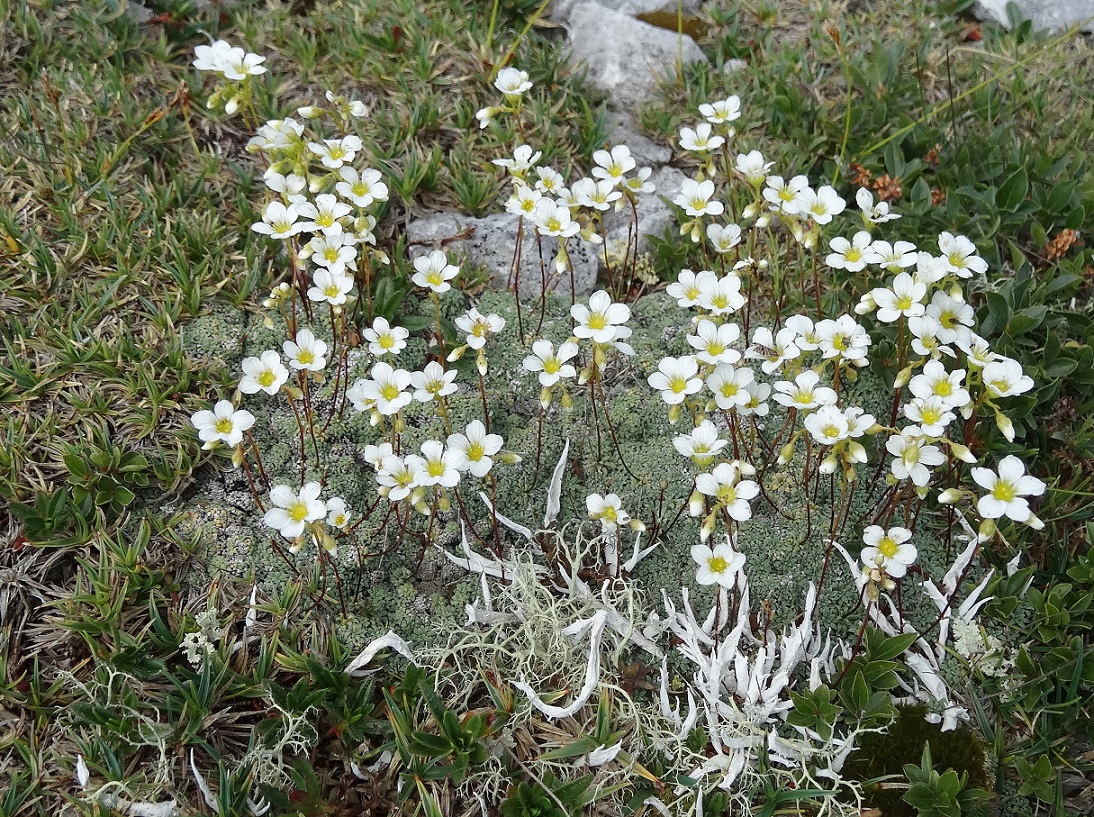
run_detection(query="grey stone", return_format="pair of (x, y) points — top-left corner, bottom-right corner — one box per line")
(548, 0), (701, 25)
(722, 58), (748, 74)
(407, 211), (599, 300)
(566, 2), (710, 110)
(602, 165), (689, 259)
(972, 0), (1094, 33)
(603, 110), (672, 167)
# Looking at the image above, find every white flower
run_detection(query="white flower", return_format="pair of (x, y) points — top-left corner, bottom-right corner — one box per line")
(886, 428), (946, 487)
(412, 250), (459, 293)
(784, 314), (820, 350)
(621, 167), (655, 195)
(673, 420), (728, 466)
(870, 240), (918, 272)
(738, 380), (771, 416)
(193, 40), (236, 73)
(691, 541), (745, 589)
(586, 493), (630, 531)
(592, 145), (636, 185)
(572, 290), (630, 344)
(406, 440), (461, 488)
(191, 400), (255, 447)
(804, 404), (851, 445)
(507, 184), (542, 217)
(475, 106), (498, 130)
(494, 67), (533, 96)
(376, 454), (421, 501)
(982, 358), (1034, 398)
(913, 252), (950, 286)
(308, 233), (357, 273)
(534, 166), (565, 194)
(363, 442), (393, 470)
(971, 455), (1045, 523)
(938, 232), (988, 277)
(265, 170), (308, 204)
(336, 167), (388, 208)
(799, 185), (846, 225)
(492, 144), (541, 174)
(532, 199), (579, 238)
(248, 118), (304, 153)
(326, 497), (351, 529)
(763, 175), (809, 214)
(666, 269), (710, 308)
(571, 177), (621, 211)
(687, 319), (742, 365)
(909, 316), (952, 359)
(696, 273), (746, 316)
(699, 96), (741, 125)
(648, 355), (703, 405)
(826, 231), (880, 272)
(410, 361), (458, 403)
(252, 201), (303, 239)
(239, 351), (289, 395)
(746, 326), (801, 374)
(307, 269), (354, 305)
(772, 369), (838, 411)
(856, 187), (900, 224)
(707, 363), (755, 410)
(909, 360), (969, 408)
(297, 193), (352, 237)
(356, 361), (413, 415)
(220, 49), (267, 80)
(264, 482), (325, 540)
(707, 223), (742, 254)
(815, 315), (871, 364)
(872, 273), (927, 322)
(695, 463), (759, 521)
(283, 328), (328, 371)
(308, 135), (363, 169)
(956, 334), (1000, 369)
(735, 150), (773, 185)
(925, 290), (975, 345)
(861, 526), (917, 578)
(364, 317), (409, 357)
(455, 308), (506, 350)
(903, 396), (956, 437)
(523, 340), (579, 387)
(679, 122), (725, 153)
(447, 420), (504, 478)
(675, 178), (724, 217)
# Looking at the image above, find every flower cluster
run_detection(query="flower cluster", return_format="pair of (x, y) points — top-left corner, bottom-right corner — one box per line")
(192, 39), (267, 115)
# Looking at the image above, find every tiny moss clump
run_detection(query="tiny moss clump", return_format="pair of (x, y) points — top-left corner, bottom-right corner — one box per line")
(844, 704), (993, 817)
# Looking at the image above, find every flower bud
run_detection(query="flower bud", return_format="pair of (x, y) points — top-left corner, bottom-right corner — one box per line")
(232, 446), (245, 468)
(977, 518), (996, 542)
(1026, 513), (1044, 531)
(854, 292), (877, 315)
(477, 349), (488, 376)
(438, 494), (451, 512)
(297, 105), (321, 119)
(755, 214), (771, 230)
(289, 536), (305, 555)
(560, 389), (574, 409)
(689, 490), (705, 518)
(949, 282), (965, 302)
(778, 440), (795, 465)
(949, 442), (977, 463)
(995, 411), (1015, 442)
(499, 452), (522, 464)
(448, 345), (468, 362)
(629, 519), (646, 532)
(893, 365), (913, 388)
(743, 203), (758, 220)
(283, 385), (304, 401)
(224, 95), (242, 116)
(937, 488), (963, 505)
(393, 414), (406, 433)
(540, 387), (552, 409)
(700, 512), (717, 542)
(668, 403), (682, 425)
(818, 454), (838, 474)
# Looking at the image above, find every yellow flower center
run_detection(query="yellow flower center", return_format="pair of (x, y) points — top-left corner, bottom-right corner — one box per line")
(381, 384), (400, 401)
(587, 314), (607, 330)
(686, 286), (701, 300)
(317, 213), (334, 227)
(708, 556), (728, 573)
(427, 272), (444, 286)
(258, 370), (276, 387)
(717, 486), (737, 505)
(544, 359), (561, 374)
(992, 480), (1017, 502)
(325, 285), (340, 297)
(823, 424), (841, 438)
(428, 460), (446, 478)
(921, 406), (942, 425)
(779, 188), (795, 202)
(670, 376), (688, 394)
(721, 383), (738, 397)
(289, 501), (309, 522)
(215, 418), (234, 434)
(845, 248), (862, 262)
(935, 380), (952, 397)
(877, 537), (899, 558)
(328, 146), (346, 160)
(379, 335), (394, 349)
(468, 443), (485, 461)
(691, 197), (707, 210)
(297, 349), (315, 365)
(323, 248), (340, 262)
(353, 182), (369, 196)
(895, 295), (913, 310)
